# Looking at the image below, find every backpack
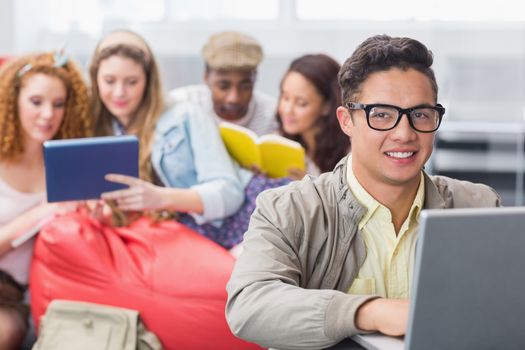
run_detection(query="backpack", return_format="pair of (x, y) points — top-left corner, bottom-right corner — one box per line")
(32, 300), (163, 350)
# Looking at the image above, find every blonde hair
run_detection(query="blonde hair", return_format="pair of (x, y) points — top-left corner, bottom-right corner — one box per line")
(89, 30), (164, 182)
(0, 52), (91, 160)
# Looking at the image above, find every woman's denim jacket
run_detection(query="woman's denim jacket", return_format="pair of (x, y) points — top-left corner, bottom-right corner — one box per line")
(151, 102), (245, 226)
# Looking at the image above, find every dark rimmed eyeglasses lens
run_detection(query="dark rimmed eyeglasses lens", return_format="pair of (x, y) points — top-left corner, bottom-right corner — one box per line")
(409, 108), (441, 131)
(368, 106), (440, 131)
(368, 106), (398, 130)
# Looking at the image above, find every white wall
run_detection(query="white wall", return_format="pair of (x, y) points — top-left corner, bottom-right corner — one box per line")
(0, 0), (14, 53)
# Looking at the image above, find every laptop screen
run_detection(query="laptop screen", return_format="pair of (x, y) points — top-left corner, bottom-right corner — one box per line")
(406, 207), (525, 350)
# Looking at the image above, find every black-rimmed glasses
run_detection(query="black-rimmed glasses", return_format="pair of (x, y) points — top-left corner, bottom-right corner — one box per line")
(346, 102), (445, 133)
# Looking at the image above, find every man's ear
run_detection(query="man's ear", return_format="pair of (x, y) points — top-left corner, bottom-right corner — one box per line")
(336, 106), (353, 137)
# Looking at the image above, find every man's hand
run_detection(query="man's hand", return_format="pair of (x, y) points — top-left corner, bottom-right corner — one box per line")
(355, 298), (409, 336)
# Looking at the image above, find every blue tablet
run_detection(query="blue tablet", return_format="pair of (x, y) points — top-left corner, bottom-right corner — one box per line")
(44, 135), (139, 202)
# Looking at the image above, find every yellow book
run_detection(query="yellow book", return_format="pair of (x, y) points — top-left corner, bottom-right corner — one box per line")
(219, 122), (305, 178)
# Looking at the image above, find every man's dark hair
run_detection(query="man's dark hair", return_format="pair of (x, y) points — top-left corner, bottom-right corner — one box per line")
(338, 35), (438, 103)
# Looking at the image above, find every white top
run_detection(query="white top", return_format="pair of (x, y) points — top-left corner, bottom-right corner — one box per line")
(169, 84), (278, 136)
(0, 176), (45, 284)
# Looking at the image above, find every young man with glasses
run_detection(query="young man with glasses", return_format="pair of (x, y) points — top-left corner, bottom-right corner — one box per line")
(226, 34), (501, 350)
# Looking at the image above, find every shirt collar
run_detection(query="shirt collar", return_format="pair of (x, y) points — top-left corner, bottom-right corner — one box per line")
(346, 156), (425, 228)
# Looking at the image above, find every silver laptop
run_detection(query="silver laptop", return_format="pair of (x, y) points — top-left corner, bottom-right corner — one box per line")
(352, 206), (525, 350)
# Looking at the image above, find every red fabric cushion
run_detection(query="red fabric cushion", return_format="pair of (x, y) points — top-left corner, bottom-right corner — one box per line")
(30, 212), (260, 350)
(0, 55), (12, 66)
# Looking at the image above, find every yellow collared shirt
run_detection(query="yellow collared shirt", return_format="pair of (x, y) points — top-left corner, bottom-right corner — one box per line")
(346, 158), (424, 298)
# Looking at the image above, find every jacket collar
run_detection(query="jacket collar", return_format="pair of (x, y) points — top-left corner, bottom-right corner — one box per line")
(331, 155), (367, 235)
(423, 172), (446, 209)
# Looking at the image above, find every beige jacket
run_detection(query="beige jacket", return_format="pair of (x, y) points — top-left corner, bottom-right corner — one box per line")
(226, 156), (501, 350)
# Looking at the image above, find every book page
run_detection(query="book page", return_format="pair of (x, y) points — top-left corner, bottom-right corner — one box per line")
(219, 122), (263, 169)
(259, 137), (305, 178)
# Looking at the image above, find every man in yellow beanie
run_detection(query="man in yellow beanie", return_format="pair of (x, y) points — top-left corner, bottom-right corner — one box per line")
(170, 31), (277, 136)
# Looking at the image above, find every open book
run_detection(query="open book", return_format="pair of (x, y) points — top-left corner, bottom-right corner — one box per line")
(219, 122), (305, 178)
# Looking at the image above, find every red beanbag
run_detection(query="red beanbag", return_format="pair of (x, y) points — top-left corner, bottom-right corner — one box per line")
(30, 212), (261, 350)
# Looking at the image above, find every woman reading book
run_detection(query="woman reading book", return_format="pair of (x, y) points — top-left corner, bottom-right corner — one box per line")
(90, 30), (287, 251)
(0, 51), (91, 349)
(277, 54), (350, 178)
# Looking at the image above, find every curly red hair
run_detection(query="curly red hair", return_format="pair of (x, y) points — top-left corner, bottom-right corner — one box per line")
(0, 52), (91, 160)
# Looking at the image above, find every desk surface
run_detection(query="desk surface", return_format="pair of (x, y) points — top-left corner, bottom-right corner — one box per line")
(351, 334), (404, 350)
(324, 338), (365, 350)
(325, 334), (405, 350)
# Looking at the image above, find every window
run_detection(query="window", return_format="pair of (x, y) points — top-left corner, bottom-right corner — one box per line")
(101, 0), (165, 21)
(167, 0), (279, 20)
(296, 0), (525, 21)
(47, 0), (165, 35)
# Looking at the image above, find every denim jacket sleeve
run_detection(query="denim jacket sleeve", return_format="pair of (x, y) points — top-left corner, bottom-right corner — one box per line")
(152, 102), (244, 223)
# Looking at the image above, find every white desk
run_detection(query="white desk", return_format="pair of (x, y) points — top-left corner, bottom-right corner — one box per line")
(351, 334), (404, 350)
